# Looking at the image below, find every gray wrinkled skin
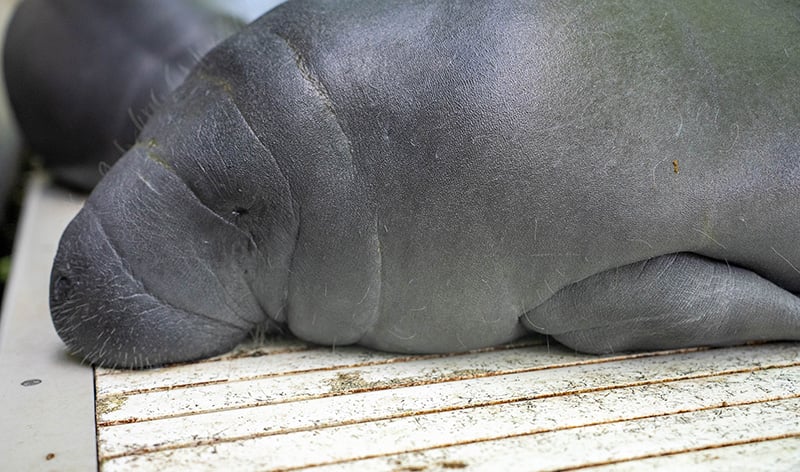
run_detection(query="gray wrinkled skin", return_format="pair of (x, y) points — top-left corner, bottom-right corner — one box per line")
(3, 0), (240, 190)
(50, 0), (800, 368)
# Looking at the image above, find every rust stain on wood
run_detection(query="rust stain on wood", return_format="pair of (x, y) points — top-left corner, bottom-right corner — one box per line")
(440, 460), (469, 468)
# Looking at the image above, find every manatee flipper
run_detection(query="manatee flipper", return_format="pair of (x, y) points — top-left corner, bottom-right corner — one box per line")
(522, 253), (800, 354)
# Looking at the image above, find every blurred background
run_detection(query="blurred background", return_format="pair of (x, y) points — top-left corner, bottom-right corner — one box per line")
(1, 0), (23, 301)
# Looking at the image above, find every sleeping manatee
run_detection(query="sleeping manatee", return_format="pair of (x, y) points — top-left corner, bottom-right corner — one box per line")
(49, 0), (800, 368)
(3, 0), (242, 190)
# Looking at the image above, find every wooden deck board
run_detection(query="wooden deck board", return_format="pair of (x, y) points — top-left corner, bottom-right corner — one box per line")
(96, 340), (800, 471)
(2, 176), (798, 471)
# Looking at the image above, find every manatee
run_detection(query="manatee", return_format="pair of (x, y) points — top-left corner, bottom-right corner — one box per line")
(49, 0), (800, 368)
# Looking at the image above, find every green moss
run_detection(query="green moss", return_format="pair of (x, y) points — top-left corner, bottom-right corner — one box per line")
(95, 395), (128, 416)
(0, 153), (34, 299)
(196, 70), (234, 95)
(0, 256), (9, 282)
(146, 151), (174, 171)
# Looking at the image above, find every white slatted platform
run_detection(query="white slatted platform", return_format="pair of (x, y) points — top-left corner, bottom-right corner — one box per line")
(2, 174), (799, 471)
(0, 174), (96, 471)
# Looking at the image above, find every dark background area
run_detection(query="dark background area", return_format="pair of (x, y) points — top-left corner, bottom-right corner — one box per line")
(0, 156), (30, 306)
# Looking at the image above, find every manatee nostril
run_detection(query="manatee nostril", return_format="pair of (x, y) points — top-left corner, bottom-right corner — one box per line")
(52, 275), (73, 302)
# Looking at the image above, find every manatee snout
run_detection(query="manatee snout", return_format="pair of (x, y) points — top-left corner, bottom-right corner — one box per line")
(50, 210), (250, 368)
(49, 148), (282, 368)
